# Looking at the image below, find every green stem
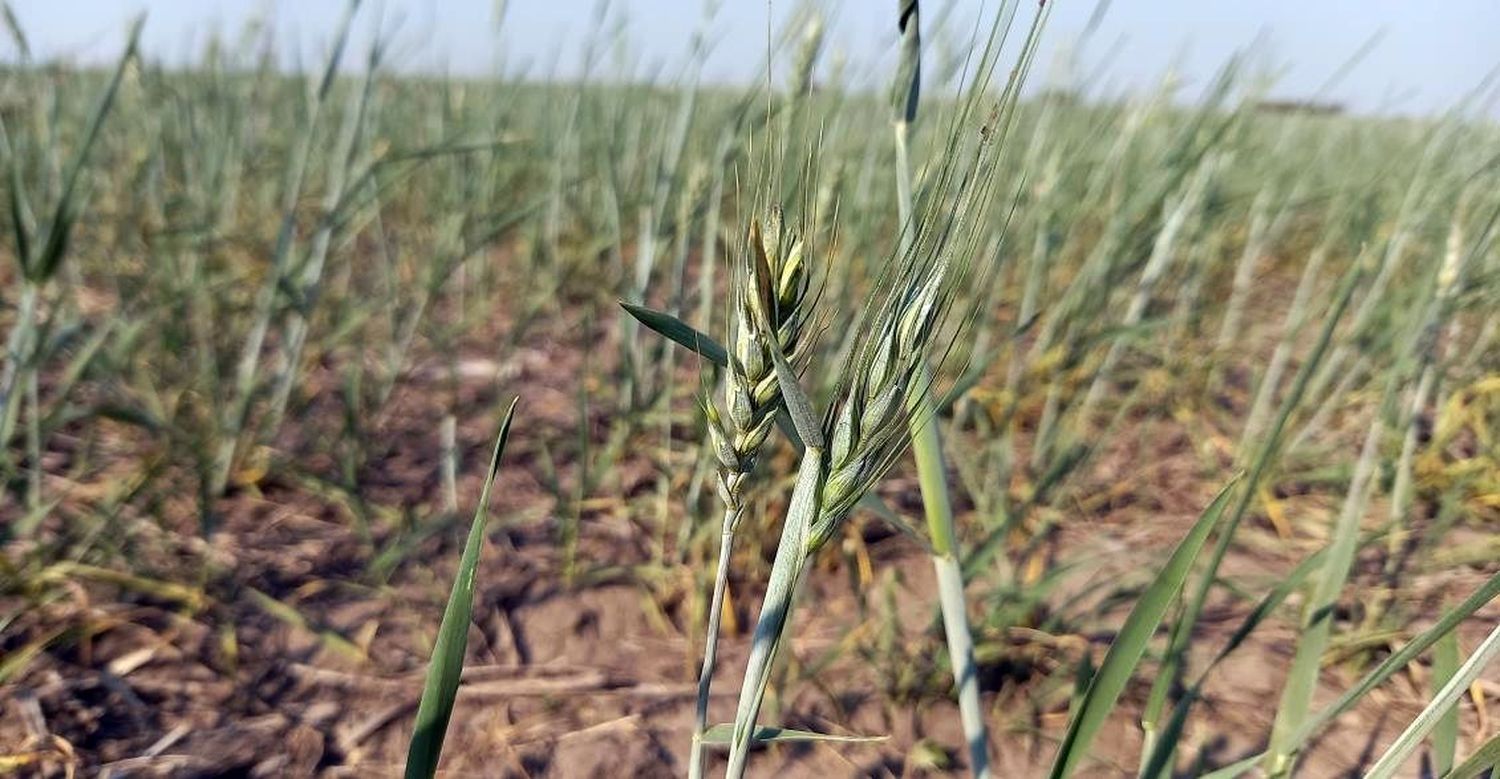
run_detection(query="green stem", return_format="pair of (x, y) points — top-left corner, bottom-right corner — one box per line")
(726, 448), (823, 778)
(898, 93), (992, 776)
(689, 505), (738, 779)
(911, 388), (990, 778)
(0, 283), (37, 453)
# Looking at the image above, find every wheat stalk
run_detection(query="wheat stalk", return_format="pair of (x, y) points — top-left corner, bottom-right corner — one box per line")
(690, 209), (814, 779)
(724, 229), (971, 778)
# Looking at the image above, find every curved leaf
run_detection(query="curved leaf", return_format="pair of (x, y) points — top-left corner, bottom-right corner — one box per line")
(1049, 475), (1241, 779)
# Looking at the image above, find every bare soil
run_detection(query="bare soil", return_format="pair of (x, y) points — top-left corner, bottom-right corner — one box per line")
(2, 263), (1497, 778)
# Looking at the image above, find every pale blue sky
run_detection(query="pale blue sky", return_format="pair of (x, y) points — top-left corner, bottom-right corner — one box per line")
(9, 1), (1500, 117)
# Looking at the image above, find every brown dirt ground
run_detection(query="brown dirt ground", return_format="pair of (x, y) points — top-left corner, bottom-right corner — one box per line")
(2, 254), (1498, 778)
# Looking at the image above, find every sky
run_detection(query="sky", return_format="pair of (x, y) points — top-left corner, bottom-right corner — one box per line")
(9, 1), (1500, 118)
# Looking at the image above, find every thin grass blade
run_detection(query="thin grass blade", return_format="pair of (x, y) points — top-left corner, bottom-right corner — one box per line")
(1445, 733), (1500, 779)
(0, 2), (29, 59)
(31, 16), (142, 282)
(1049, 475), (1241, 779)
(700, 724), (885, 746)
(406, 398), (519, 779)
(1207, 570), (1500, 774)
(1366, 622), (1500, 779)
(1432, 629), (1461, 776)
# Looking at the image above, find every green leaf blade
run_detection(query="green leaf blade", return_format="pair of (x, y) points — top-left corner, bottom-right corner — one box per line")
(1446, 733), (1500, 779)
(1049, 475), (1241, 779)
(406, 397), (519, 779)
(619, 301), (728, 368)
(700, 723), (886, 746)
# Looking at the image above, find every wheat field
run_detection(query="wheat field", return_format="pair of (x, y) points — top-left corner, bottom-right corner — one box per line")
(1, 2), (1497, 777)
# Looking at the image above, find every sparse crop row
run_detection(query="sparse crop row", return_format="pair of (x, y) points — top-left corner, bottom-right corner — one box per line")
(0, 1), (1496, 777)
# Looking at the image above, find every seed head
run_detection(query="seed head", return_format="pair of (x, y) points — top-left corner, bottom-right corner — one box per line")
(805, 249), (960, 553)
(704, 209), (817, 527)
